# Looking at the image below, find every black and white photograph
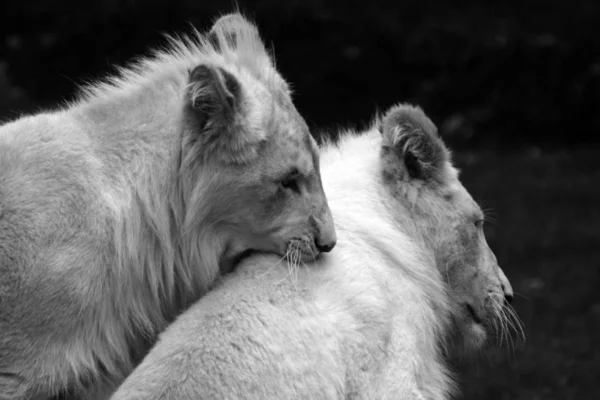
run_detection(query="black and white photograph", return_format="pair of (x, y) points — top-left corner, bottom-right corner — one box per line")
(0, 1), (598, 399)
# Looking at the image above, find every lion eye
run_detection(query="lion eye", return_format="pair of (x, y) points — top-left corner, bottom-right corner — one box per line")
(279, 169), (301, 192)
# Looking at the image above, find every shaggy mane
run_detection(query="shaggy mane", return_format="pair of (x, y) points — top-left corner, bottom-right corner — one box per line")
(57, 16), (284, 390)
(75, 18), (281, 105)
(318, 125), (456, 397)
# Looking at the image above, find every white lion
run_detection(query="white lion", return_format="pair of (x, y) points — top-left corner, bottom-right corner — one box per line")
(110, 103), (522, 400)
(0, 13), (336, 400)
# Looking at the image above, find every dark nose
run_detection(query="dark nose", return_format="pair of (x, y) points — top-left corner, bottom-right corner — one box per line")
(497, 267), (514, 305)
(315, 239), (336, 253)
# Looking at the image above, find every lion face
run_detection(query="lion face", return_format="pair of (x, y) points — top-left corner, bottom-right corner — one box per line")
(427, 179), (516, 351)
(240, 113), (336, 263)
(202, 97), (335, 264)
(179, 15), (336, 265)
(380, 104), (518, 351)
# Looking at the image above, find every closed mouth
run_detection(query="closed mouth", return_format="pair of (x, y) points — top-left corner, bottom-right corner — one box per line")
(466, 304), (483, 324)
(290, 248), (319, 263)
(286, 239), (319, 263)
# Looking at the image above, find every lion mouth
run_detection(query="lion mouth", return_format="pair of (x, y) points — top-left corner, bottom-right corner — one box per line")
(465, 304), (483, 324)
(285, 239), (319, 263)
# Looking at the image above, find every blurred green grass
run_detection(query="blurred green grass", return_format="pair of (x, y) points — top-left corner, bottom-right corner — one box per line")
(454, 148), (600, 400)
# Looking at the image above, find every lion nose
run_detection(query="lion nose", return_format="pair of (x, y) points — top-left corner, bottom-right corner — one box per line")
(313, 205), (337, 253)
(502, 281), (514, 304)
(315, 238), (336, 253)
(497, 266), (514, 304)
(503, 287), (514, 304)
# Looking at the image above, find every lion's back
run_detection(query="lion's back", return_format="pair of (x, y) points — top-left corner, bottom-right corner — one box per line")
(0, 112), (115, 329)
(110, 209), (442, 400)
(110, 256), (348, 400)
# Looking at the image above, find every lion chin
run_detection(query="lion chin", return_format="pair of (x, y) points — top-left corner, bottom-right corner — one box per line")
(463, 318), (488, 351)
(457, 295), (521, 354)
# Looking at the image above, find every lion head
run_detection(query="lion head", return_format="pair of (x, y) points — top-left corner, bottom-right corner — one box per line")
(379, 104), (519, 351)
(0, 14), (336, 400)
(178, 14), (336, 268)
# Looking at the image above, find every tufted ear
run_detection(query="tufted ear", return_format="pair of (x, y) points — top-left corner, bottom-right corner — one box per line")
(183, 63), (265, 164)
(380, 103), (449, 184)
(208, 14), (245, 52)
(186, 64), (241, 131)
(207, 13), (270, 60)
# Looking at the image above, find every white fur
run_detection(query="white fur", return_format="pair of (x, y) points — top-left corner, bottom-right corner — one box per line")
(109, 124), (457, 400)
(0, 14), (331, 400)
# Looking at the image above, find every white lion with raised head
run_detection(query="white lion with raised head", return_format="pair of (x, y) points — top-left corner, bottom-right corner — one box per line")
(0, 13), (336, 400)
(109, 103), (521, 400)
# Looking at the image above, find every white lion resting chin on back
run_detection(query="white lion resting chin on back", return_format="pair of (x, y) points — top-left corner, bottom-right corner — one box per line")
(0, 13), (336, 400)
(109, 103), (523, 400)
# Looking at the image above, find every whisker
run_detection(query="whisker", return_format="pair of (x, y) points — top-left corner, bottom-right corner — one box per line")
(503, 306), (512, 352)
(290, 241), (300, 290)
(480, 206), (496, 217)
(501, 307), (514, 355)
(492, 312), (501, 348)
(493, 298), (508, 350)
(259, 250), (289, 278)
(513, 291), (532, 301)
(304, 240), (318, 278)
(487, 301), (501, 347)
(493, 297), (527, 358)
(490, 297), (512, 353)
(302, 255), (313, 281)
(505, 304), (526, 343)
(273, 246), (295, 285)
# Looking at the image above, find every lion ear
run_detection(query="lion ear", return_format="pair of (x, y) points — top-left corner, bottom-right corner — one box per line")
(380, 103), (449, 183)
(186, 64), (241, 130)
(207, 13), (270, 61)
(185, 64), (265, 163)
(183, 63), (264, 164)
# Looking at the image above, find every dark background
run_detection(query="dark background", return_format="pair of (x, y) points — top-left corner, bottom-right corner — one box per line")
(1, 1), (598, 399)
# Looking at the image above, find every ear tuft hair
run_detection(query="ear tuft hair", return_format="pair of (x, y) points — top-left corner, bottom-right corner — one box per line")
(186, 64), (241, 130)
(207, 13), (268, 59)
(205, 12), (278, 86)
(183, 63), (265, 165)
(381, 103), (449, 182)
(207, 13), (255, 52)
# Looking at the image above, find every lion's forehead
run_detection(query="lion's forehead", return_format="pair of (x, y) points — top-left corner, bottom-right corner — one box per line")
(267, 104), (317, 173)
(278, 130), (317, 173)
(442, 178), (482, 217)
